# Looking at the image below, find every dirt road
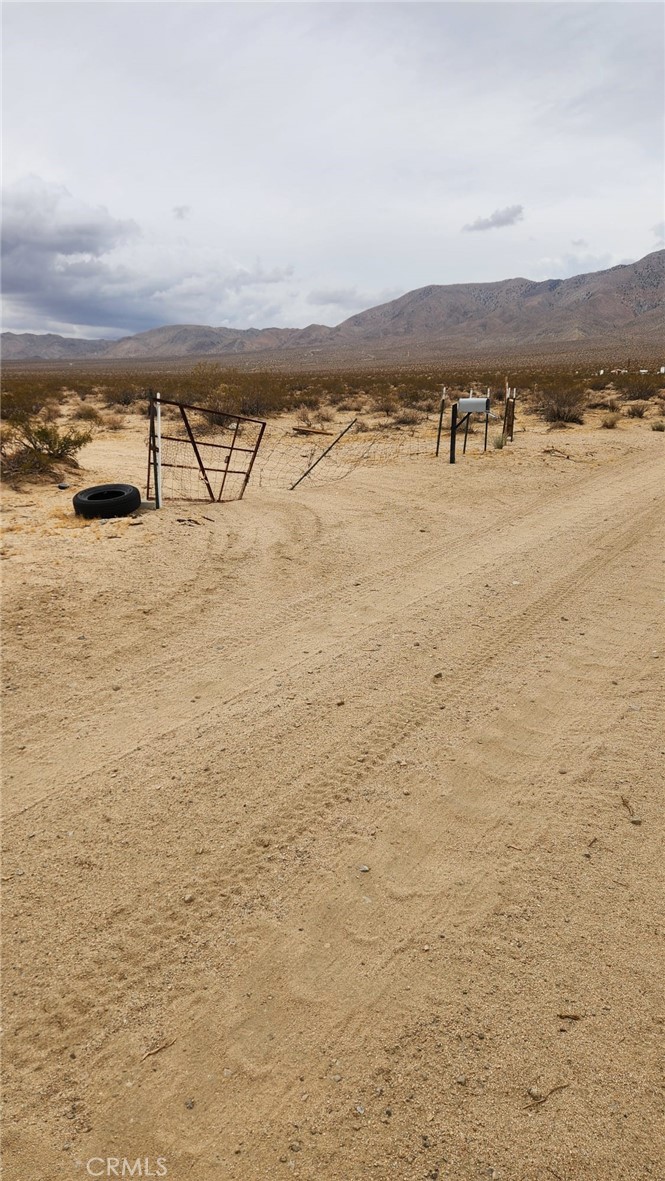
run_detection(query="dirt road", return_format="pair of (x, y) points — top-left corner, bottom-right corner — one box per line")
(2, 419), (664, 1180)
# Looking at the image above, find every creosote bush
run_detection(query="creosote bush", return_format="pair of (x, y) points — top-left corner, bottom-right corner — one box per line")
(1, 420), (92, 481)
(535, 385), (586, 424)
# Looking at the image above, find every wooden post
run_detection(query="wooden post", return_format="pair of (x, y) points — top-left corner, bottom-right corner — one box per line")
(450, 403), (457, 464)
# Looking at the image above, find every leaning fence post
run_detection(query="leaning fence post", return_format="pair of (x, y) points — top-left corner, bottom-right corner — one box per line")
(290, 419), (357, 490)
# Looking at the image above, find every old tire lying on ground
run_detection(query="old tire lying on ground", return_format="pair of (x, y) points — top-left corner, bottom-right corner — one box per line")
(73, 484), (142, 519)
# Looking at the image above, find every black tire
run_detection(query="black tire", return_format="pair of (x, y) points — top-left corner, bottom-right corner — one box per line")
(73, 483), (142, 519)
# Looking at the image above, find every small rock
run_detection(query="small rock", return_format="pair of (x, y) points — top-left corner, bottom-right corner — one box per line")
(58, 482), (70, 490)
(332, 1073), (342, 1082)
(359, 865), (370, 874)
(279, 1155), (288, 1163)
(183, 893), (195, 904)
(433, 672), (443, 681)
(355, 1104), (365, 1115)
(455, 1075), (467, 1086)
(185, 1098), (195, 1109)
(112, 684), (121, 692)
(289, 1141), (301, 1153)
(527, 1086), (542, 1101)
(630, 816), (643, 826)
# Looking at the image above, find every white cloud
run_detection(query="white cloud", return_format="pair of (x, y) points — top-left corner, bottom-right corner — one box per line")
(462, 205), (525, 233)
(1, 2), (663, 335)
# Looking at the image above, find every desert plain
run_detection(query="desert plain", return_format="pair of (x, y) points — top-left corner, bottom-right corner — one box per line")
(1, 403), (664, 1180)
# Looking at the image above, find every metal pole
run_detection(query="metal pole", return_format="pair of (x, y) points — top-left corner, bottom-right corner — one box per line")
(463, 413), (470, 454)
(435, 388), (446, 457)
(484, 409), (489, 452)
(155, 391), (163, 509)
(450, 403), (457, 464)
(290, 419), (357, 490)
(147, 398), (154, 500)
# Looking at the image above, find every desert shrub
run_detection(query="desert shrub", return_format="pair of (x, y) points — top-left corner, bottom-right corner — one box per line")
(588, 395), (619, 411)
(493, 434), (505, 449)
(371, 393), (399, 416)
(74, 401), (103, 424)
(104, 413), (125, 431)
(617, 374), (658, 400)
(626, 401), (648, 418)
(601, 413), (620, 429)
(391, 409), (423, 426)
(1, 419), (92, 482)
(295, 405), (312, 425)
(651, 420), (665, 432)
(535, 385), (586, 424)
(315, 406), (336, 424)
(1, 386), (61, 424)
(102, 386), (143, 407)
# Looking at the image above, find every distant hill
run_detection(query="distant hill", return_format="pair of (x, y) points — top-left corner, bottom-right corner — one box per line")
(0, 332), (110, 361)
(3, 250), (663, 363)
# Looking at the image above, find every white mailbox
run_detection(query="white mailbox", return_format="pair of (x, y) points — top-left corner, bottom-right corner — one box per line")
(458, 397), (490, 414)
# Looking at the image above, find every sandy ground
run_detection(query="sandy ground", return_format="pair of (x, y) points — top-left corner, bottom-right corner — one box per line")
(2, 409), (664, 1181)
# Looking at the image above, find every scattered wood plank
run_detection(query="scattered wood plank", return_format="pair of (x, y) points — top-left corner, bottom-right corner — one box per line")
(292, 426), (334, 436)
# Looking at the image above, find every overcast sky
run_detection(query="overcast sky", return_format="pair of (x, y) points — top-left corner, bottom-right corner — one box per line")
(2, 1), (663, 338)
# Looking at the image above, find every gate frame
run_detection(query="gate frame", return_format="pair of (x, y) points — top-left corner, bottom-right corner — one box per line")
(146, 397), (266, 504)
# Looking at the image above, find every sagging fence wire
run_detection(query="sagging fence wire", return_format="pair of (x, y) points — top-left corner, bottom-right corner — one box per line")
(253, 418), (446, 490)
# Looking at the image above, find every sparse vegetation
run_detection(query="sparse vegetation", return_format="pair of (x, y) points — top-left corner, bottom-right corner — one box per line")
(625, 401), (648, 418)
(617, 373), (659, 400)
(1, 384), (92, 482)
(1, 418), (92, 482)
(535, 384), (586, 424)
(651, 420), (665, 432)
(601, 413), (620, 429)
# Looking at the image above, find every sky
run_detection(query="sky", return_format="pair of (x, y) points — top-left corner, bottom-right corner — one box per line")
(2, 1), (664, 338)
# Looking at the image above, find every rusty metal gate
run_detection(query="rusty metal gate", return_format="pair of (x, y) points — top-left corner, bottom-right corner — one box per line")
(147, 397), (266, 503)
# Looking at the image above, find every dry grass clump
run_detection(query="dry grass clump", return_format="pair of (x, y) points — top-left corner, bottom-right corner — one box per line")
(651, 420), (665, 432)
(72, 400), (104, 424)
(314, 406), (336, 424)
(103, 413), (126, 431)
(625, 401), (648, 418)
(588, 395), (620, 411)
(601, 412), (621, 429)
(391, 409), (423, 427)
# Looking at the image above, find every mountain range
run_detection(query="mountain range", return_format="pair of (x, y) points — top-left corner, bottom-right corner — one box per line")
(3, 250), (663, 363)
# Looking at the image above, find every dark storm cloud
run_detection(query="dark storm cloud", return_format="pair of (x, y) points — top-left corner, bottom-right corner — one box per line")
(1, 177), (293, 335)
(462, 205), (525, 233)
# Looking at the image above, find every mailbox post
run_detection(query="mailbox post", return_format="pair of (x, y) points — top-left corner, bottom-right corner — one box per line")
(450, 397), (491, 463)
